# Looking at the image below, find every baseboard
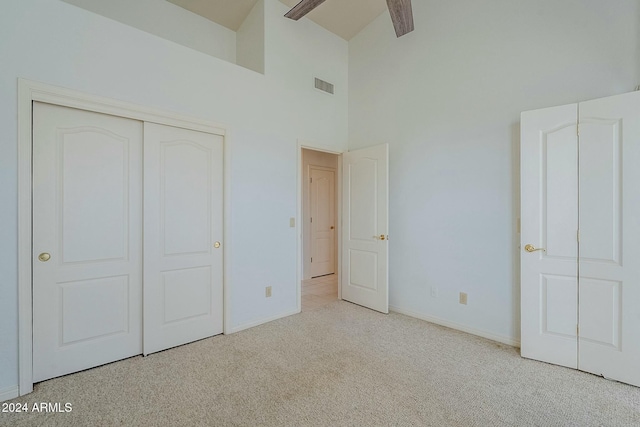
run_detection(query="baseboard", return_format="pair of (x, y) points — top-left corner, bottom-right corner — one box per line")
(229, 308), (301, 334)
(389, 305), (521, 348)
(0, 385), (19, 402)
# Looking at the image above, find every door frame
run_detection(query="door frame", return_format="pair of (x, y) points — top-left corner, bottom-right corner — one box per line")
(17, 78), (230, 395)
(296, 142), (343, 312)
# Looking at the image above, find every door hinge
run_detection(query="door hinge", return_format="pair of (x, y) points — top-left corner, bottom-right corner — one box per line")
(577, 229), (580, 242)
(577, 125), (580, 137)
(310, 177), (312, 183)
(577, 324), (579, 336)
(311, 257), (313, 263)
(310, 217), (313, 223)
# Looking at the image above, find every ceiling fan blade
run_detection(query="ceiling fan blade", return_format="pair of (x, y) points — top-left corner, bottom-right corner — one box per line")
(386, 0), (414, 37)
(284, 0), (328, 21)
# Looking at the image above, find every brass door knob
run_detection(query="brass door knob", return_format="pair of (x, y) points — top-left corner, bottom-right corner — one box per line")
(330, 226), (334, 229)
(214, 242), (221, 249)
(373, 235), (387, 241)
(524, 244), (545, 252)
(38, 253), (51, 262)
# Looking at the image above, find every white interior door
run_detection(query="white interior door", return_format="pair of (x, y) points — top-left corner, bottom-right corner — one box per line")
(33, 102), (143, 382)
(520, 104), (579, 368)
(342, 143), (389, 313)
(309, 167), (336, 277)
(578, 92), (640, 387)
(143, 123), (224, 355)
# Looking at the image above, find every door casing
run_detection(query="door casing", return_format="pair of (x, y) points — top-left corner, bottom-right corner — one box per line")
(304, 161), (338, 279)
(17, 79), (230, 396)
(297, 142), (344, 311)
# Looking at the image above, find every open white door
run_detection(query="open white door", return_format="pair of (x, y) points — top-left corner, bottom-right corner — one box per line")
(578, 92), (640, 387)
(143, 123), (224, 355)
(342, 143), (389, 313)
(520, 104), (579, 368)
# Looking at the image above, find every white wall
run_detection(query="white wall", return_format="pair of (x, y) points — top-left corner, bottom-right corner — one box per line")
(62, 0), (237, 63)
(0, 0), (347, 393)
(637, 10), (640, 83)
(237, 0), (265, 73)
(266, 0), (348, 138)
(349, 0), (640, 344)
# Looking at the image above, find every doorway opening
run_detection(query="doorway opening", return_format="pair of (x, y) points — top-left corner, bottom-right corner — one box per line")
(300, 148), (340, 311)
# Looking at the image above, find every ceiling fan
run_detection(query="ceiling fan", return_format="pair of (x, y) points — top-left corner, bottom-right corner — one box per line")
(284, 0), (414, 38)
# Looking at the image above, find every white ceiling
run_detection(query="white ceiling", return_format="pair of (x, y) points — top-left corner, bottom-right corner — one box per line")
(167, 0), (260, 31)
(167, 0), (388, 40)
(279, 0), (388, 40)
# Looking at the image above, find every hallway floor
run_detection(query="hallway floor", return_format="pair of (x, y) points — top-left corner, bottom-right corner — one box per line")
(301, 274), (338, 311)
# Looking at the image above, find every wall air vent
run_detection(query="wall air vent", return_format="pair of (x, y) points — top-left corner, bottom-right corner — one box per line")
(315, 78), (334, 95)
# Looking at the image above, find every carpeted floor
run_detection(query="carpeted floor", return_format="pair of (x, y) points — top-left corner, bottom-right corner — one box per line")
(2, 301), (639, 426)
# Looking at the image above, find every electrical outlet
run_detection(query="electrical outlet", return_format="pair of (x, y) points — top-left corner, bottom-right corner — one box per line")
(459, 292), (468, 305)
(265, 286), (272, 298)
(430, 286), (439, 298)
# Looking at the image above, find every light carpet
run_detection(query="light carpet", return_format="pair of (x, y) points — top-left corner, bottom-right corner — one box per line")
(2, 301), (639, 426)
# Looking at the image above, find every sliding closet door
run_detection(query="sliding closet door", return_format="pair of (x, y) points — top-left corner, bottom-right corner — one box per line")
(578, 92), (640, 387)
(143, 123), (224, 355)
(520, 104), (578, 369)
(33, 103), (143, 382)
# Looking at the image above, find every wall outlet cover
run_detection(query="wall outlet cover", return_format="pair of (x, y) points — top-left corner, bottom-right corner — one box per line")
(459, 292), (468, 305)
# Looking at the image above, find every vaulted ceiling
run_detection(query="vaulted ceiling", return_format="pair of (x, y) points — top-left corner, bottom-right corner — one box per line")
(167, 0), (261, 31)
(167, 0), (388, 40)
(278, 0), (387, 40)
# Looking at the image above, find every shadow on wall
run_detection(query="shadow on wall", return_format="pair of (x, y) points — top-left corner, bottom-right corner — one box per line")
(637, 4), (640, 85)
(511, 121), (521, 343)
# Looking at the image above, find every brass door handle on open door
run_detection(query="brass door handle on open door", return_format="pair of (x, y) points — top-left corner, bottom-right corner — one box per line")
(524, 244), (545, 252)
(38, 252), (51, 262)
(373, 235), (387, 241)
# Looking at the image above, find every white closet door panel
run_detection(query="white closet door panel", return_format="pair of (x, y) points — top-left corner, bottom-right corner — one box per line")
(578, 91), (640, 387)
(144, 123), (223, 355)
(544, 126), (580, 260)
(579, 119), (621, 264)
(520, 104), (578, 368)
(33, 102), (143, 382)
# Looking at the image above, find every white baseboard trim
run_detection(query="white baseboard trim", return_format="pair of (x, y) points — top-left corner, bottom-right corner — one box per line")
(390, 305), (521, 348)
(229, 308), (301, 334)
(0, 385), (19, 402)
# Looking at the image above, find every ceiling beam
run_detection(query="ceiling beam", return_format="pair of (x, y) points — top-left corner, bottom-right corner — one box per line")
(386, 0), (414, 37)
(284, 0), (327, 21)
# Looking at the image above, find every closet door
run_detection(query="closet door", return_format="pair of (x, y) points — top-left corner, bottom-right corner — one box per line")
(143, 123), (224, 355)
(309, 167), (336, 278)
(33, 103), (143, 382)
(520, 104), (578, 368)
(578, 91), (640, 387)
